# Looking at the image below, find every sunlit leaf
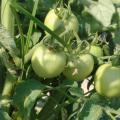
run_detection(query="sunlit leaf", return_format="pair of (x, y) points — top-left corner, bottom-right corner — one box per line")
(86, 0), (115, 27)
(13, 79), (45, 120)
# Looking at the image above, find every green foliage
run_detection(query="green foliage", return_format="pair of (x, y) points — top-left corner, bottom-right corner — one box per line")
(0, 0), (120, 120)
(85, 0), (115, 27)
(0, 109), (12, 120)
(79, 104), (103, 120)
(12, 79), (45, 120)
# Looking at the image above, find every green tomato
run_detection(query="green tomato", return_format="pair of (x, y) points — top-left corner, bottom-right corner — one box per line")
(44, 8), (79, 40)
(94, 63), (120, 97)
(90, 45), (103, 58)
(63, 54), (94, 81)
(90, 45), (103, 64)
(31, 44), (67, 78)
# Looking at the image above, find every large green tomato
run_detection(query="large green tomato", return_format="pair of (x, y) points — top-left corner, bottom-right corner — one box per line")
(63, 54), (94, 81)
(90, 45), (103, 58)
(94, 63), (120, 97)
(44, 8), (79, 40)
(31, 44), (67, 78)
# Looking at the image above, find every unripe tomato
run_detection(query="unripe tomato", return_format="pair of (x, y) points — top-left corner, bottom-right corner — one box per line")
(90, 45), (103, 58)
(63, 54), (94, 81)
(44, 8), (79, 40)
(94, 63), (120, 97)
(31, 44), (67, 78)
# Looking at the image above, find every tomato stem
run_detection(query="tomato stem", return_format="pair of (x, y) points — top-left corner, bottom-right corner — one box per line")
(1, 0), (15, 36)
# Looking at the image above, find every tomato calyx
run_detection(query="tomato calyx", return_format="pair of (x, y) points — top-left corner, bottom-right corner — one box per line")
(71, 40), (90, 57)
(42, 35), (65, 52)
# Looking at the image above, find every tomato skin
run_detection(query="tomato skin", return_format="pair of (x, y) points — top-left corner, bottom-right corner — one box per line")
(31, 44), (67, 78)
(90, 45), (103, 58)
(44, 8), (79, 40)
(63, 54), (94, 81)
(94, 63), (120, 97)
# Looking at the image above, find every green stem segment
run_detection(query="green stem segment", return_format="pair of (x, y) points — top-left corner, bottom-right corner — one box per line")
(2, 72), (16, 97)
(1, 72), (16, 112)
(1, 0), (14, 36)
(25, 0), (39, 54)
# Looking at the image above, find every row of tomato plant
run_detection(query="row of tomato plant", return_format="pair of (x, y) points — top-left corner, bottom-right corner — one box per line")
(0, 0), (120, 120)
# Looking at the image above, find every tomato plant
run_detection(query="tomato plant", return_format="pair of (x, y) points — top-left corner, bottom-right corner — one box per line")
(31, 44), (67, 78)
(0, 0), (120, 120)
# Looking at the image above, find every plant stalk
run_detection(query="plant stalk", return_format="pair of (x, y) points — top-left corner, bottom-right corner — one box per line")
(1, 0), (15, 36)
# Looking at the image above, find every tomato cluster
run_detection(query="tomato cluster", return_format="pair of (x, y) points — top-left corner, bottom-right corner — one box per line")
(31, 8), (120, 98)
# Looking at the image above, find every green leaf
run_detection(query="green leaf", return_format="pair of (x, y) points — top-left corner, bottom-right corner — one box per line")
(105, 107), (120, 116)
(0, 26), (19, 57)
(13, 79), (45, 120)
(30, 32), (41, 47)
(108, 97), (120, 109)
(36, 80), (70, 120)
(0, 26), (20, 65)
(0, 109), (12, 120)
(77, 93), (105, 120)
(78, 102), (103, 120)
(62, 79), (78, 88)
(86, 0), (115, 27)
(0, 48), (17, 75)
(69, 87), (84, 97)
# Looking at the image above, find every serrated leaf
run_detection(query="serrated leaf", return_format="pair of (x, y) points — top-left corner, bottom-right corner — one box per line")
(13, 79), (45, 120)
(86, 0), (115, 27)
(78, 102), (103, 120)
(78, 93), (106, 120)
(0, 109), (12, 120)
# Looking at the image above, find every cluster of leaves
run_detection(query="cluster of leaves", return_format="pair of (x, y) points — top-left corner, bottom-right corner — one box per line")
(0, 0), (120, 120)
